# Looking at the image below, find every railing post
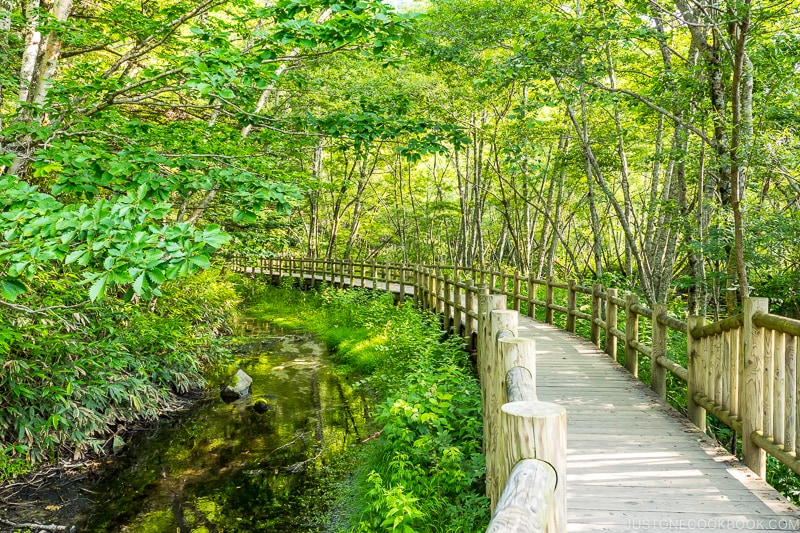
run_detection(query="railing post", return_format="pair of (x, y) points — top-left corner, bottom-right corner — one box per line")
(453, 280), (462, 338)
(444, 275), (453, 333)
(477, 287), (506, 454)
(527, 274), (536, 318)
(494, 337), (537, 503)
(545, 280), (554, 325)
(591, 283), (602, 347)
(438, 268), (446, 314)
(415, 267), (422, 307)
(399, 264), (406, 303)
(513, 273), (521, 312)
(787, 334), (797, 457)
(417, 268), (424, 308)
(687, 316), (707, 432)
(496, 401), (567, 533)
(742, 297), (770, 479)
(384, 262), (390, 291)
(500, 269), (506, 297)
(605, 288), (618, 359)
(347, 260), (354, 287)
(486, 309), (517, 510)
(651, 303), (668, 399)
(339, 260), (346, 287)
(425, 267), (433, 310)
(435, 268), (444, 314)
(465, 284), (476, 349)
(299, 256), (304, 284)
(566, 280), (577, 333)
(625, 293), (639, 377)
(428, 268), (436, 310)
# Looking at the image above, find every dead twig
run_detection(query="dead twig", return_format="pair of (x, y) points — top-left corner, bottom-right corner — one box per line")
(0, 517), (70, 531)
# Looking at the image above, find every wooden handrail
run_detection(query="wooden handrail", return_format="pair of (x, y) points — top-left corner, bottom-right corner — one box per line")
(753, 312), (800, 337)
(487, 459), (557, 532)
(691, 313), (744, 339)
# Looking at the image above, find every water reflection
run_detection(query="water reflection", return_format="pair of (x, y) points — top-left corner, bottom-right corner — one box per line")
(82, 319), (369, 532)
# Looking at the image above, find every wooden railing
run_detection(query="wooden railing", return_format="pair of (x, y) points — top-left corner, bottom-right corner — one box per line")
(478, 295), (566, 532)
(230, 256), (800, 522)
(688, 299), (800, 479)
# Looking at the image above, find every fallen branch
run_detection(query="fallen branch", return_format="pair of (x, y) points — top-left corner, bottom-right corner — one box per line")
(0, 517), (70, 531)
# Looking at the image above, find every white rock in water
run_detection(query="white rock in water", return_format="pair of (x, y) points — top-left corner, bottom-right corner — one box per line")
(221, 369), (253, 402)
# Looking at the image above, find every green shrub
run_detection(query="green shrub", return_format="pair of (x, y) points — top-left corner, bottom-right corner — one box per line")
(0, 269), (238, 472)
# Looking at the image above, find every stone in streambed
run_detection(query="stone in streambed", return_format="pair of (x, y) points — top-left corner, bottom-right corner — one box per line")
(220, 369), (253, 403)
(253, 398), (273, 414)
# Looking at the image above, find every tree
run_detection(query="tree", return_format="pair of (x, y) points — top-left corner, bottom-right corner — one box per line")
(0, 0), (416, 302)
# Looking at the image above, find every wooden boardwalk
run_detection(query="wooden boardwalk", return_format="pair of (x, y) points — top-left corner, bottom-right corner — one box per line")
(238, 264), (800, 530)
(520, 317), (800, 532)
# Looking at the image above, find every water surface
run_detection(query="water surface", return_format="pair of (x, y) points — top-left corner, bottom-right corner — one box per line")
(82, 319), (369, 532)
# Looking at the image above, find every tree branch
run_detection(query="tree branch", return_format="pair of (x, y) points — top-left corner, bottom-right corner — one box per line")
(0, 299), (89, 315)
(582, 79), (717, 148)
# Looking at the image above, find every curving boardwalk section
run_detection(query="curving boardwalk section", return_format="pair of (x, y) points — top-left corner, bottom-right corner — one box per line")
(235, 263), (800, 531)
(519, 317), (800, 532)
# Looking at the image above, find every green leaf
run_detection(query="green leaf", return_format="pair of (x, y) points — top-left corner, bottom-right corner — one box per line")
(89, 273), (109, 302)
(0, 278), (28, 301)
(65, 249), (86, 264)
(132, 272), (147, 295)
(146, 270), (166, 284)
(189, 255), (211, 269)
(200, 225), (230, 248)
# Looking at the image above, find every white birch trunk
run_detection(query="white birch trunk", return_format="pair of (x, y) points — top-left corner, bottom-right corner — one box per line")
(18, 0), (41, 104)
(29, 0), (72, 106)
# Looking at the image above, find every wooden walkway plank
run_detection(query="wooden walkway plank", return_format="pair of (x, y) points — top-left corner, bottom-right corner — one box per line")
(518, 319), (800, 532)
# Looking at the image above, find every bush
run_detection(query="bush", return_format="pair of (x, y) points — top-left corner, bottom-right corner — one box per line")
(0, 269), (238, 471)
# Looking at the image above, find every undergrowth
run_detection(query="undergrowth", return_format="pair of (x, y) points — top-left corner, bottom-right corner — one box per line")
(0, 269), (238, 479)
(241, 278), (490, 532)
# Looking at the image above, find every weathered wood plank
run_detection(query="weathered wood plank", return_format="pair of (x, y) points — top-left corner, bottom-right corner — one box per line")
(517, 315), (800, 532)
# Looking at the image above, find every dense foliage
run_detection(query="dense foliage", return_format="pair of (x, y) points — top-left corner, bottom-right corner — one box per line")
(244, 282), (489, 532)
(0, 269), (238, 478)
(0, 0), (424, 301)
(2, 0), (800, 523)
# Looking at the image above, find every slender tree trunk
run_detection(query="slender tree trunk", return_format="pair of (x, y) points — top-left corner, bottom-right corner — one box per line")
(241, 8), (332, 138)
(556, 78), (653, 302)
(606, 43), (635, 278)
(544, 138), (569, 279)
(0, 0), (11, 131)
(578, 87), (604, 279)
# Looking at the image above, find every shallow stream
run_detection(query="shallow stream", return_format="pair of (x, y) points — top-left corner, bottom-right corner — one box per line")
(77, 318), (369, 532)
